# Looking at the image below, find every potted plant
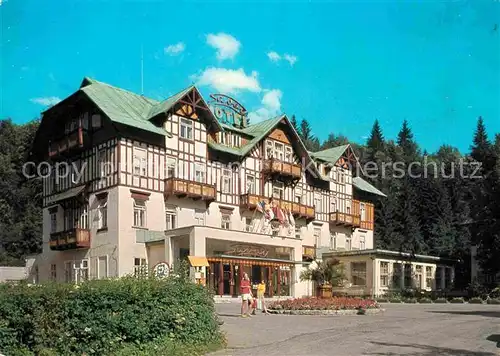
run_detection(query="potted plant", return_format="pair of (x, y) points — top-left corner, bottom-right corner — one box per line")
(300, 258), (345, 298)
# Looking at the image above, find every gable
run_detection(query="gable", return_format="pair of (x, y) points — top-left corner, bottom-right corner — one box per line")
(268, 127), (291, 145)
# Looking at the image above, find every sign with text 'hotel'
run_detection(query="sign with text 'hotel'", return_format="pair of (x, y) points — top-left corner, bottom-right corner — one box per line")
(209, 94), (248, 128)
(225, 244), (269, 258)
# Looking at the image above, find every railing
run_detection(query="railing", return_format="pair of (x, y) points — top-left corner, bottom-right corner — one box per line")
(329, 212), (361, 227)
(262, 158), (302, 179)
(164, 177), (216, 201)
(48, 129), (87, 158)
(240, 193), (315, 219)
(49, 228), (91, 251)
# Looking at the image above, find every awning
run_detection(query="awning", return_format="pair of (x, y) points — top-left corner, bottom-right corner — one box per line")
(188, 256), (209, 267)
(46, 185), (86, 205)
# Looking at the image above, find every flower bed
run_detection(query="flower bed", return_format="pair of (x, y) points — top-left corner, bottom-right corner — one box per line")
(268, 297), (379, 311)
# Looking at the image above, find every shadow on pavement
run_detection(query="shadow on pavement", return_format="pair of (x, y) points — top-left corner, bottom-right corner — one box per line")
(486, 334), (500, 348)
(368, 341), (496, 356)
(428, 310), (500, 318)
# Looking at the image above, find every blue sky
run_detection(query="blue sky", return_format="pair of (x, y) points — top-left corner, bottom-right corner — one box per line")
(1, 0), (499, 153)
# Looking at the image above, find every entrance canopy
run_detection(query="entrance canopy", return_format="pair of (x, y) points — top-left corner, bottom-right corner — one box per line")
(188, 256), (209, 267)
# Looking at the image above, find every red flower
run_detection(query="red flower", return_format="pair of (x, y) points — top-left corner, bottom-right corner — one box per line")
(269, 297), (379, 311)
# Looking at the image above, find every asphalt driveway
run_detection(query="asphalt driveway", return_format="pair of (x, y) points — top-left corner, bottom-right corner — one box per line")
(210, 303), (500, 356)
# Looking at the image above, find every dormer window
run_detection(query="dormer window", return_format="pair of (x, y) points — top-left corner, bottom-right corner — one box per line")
(91, 114), (102, 129)
(285, 147), (292, 162)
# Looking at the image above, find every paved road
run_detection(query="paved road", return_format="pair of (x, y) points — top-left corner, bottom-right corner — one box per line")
(210, 303), (500, 356)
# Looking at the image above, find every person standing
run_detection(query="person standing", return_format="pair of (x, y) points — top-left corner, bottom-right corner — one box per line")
(240, 273), (253, 317)
(257, 280), (270, 314)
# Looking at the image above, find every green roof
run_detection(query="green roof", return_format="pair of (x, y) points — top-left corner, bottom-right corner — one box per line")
(310, 144), (349, 164)
(147, 85), (194, 119)
(352, 176), (386, 197)
(80, 79), (169, 136)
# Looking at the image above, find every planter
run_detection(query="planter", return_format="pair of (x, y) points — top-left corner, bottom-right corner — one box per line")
(317, 285), (333, 298)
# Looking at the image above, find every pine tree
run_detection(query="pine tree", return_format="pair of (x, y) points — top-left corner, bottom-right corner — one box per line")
(300, 119), (313, 142)
(397, 119), (420, 161)
(366, 119), (385, 155)
(320, 133), (349, 150)
(290, 115), (299, 133)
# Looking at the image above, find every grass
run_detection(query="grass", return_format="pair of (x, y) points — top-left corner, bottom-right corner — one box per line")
(112, 339), (226, 356)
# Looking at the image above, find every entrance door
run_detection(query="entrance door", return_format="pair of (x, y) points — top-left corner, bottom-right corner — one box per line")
(223, 264), (231, 295)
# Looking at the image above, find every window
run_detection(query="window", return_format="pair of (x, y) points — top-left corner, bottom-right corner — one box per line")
(50, 264), (57, 281)
(314, 195), (322, 213)
(221, 214), (231, 230)
(285, 147), (292, 162)
(97, 196), (107, 229)
(415, 265), (423, 289)
(345, 234), (352, 251)
(360, 235), (366, 250)
(50, 212), (57, 233)
(98, 149), (107, 178)
(91, 114), (101, 128)
(392, 263), (402, 288)
(274, 142), (284, 161)
(194, 164), (205, 183)
(380, 262), (389, 287)
(246, 175), (255, 194)
(330, 232), (337, 250)
(134, 258), (148, 278)
(346, 200), (351, 214)
(272, 181), (284, 200)
(165, 157), (176, 178)
(265, 140), (273, 158)
(351, 262), (367, 286)
(98, 256), (108, 279)
(294, 187), (302, 204)
(339, 171), (345, 183)
(313, 228), (321, 247)
(436, 267), (443, 289)
(404, 264), (412, 288)
(360, 203), (366, 221)
(195, 210), (205, 226)
(295, 225), (302, 239)
(80, 205), (89, 230)
(245, 217), (252, 232)
(64, 208), (72, 230)
(271, 221), (280, 236)
(165, 206), (177, 230)
(425, 266), (433, 289)
(180, 118), (193, 140)
(222, 169), (231, 193)
(133, 199), (147, 228)
(133, 148), (147, 176)
(330, 198), (337, 213)
(65, 260), (89, 284)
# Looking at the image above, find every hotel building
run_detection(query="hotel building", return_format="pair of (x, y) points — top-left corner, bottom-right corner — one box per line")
(29, 77), (455, 297)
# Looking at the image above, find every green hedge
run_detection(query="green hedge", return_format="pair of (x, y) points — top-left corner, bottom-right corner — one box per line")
(469, 297), (484, 304)
(0, 277), (224, 355)
(434, 297), (448, 304)
(450, 297), (465, 304)
(418, 297), (432, 303)
(487, 298), (500, 305)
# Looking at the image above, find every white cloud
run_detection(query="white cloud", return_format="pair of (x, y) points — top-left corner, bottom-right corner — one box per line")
(30, 97), (61, 106)
(248, 89), (283, 123)
(284, 54), (298, 66)
(267, 51), (281, 62)
(194, 67), (261, 94)
(262, 89), (282, 112)
(206, 33), (241, 60)
(164, 42), (185, 56)
(267, 51), (298, 66)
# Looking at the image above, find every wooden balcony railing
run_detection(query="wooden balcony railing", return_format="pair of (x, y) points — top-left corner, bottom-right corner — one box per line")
(49, 228), (91, 251)
(329, 212), (361, 228)
(240, 194), (315, 220)
(165, 177), (216, 201)
(48, 129), (87, 158)
(262, 159), (302, 180)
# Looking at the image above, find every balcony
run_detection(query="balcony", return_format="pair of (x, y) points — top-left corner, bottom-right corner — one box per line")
(49, 228), (91, 251)
(240, 194), (315, 220)
(329, 212), (361, 228)
(165, 177), (216, 202)
(262, 158), (302, 181)
(48, 129), (87, 158)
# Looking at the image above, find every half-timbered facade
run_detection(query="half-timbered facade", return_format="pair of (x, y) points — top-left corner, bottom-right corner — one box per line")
(32, 77), (454, 298)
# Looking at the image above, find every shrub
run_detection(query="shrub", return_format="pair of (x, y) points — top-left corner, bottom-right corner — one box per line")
(389, 298), (402, 303)
(450, 297), (465, 304)
(403, 298), (417, 304)
(0, 277), (223, 355)
(469, 297), (484, 304)
(375, 298), (388, 303)
(434, 297), (448, 304)
(418, 297), (432, 304)
(487, 298), (500, 305)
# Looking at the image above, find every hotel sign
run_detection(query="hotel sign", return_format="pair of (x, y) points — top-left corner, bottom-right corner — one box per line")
(225, 244), (269, 258)
(209, 94), (248, 128)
